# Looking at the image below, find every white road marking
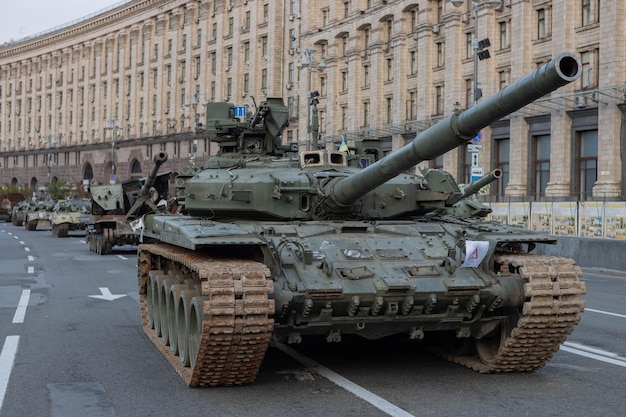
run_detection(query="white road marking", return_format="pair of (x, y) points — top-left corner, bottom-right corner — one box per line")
(19, 241), (24, 245)
(27, 266), (34, 274)
(12, 290), (31, 324)
(89, 287), (127, 301)
(24, 247), (30, 252)
(13, 236), (18, 240)
(561, 341), (626, 368)
(0, 336), (20, 412)
(585, 308), (626, 319)
(276, 343), (416, 417)
(117, 255), (128, 260)
(28, 256), (34, 262)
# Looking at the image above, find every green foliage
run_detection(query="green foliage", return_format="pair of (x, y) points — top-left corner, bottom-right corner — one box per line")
(48, 179), (71, 200)
(0, 184), (31, 199)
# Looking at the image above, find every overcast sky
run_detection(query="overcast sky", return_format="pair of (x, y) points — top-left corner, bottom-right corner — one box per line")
(0, 0), (130, 44)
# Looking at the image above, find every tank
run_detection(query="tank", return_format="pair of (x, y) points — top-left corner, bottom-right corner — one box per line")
(23, 199), (56, 231)
(85, 152), (172, 254)
(136, 53), (586, 387)
(49, 196), (92, 237)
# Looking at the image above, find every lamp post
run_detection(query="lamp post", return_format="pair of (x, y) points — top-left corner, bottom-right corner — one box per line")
(297, 49), (326, 150)
(184, 91), (203, 167)
(104, 119), (122, 183)
(449, 0), (501, 104)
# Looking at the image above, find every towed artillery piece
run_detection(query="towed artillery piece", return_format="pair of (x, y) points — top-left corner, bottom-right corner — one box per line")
(86, 154), (172, 254)
(136, 53), (586, 386)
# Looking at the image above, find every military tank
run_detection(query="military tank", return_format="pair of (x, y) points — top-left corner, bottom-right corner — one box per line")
(23, 199), (56, 231)
(136, 53), (586, 386)
(50, 197), (92, 237)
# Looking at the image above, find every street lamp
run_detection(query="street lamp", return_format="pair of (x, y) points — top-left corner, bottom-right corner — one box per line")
(184, 91), (204, 167)
(297, 49), (326, 150)
(104, 119), (122, 183)
(449, 0), (501, 104)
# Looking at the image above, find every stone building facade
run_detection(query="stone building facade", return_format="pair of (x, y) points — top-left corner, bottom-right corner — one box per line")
(0, 0), (624, 202)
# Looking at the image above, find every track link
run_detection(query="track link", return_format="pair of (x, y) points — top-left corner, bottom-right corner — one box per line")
(443, 254), (586, 372)
(138, 243), (274, 387)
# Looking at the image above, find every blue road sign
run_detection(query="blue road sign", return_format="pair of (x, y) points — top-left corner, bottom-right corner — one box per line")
(234, 106), (246, 118)
(470, 132), (482, 144)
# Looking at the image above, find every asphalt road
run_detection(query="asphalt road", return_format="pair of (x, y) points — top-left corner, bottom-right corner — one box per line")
(0, 225), (625, 417)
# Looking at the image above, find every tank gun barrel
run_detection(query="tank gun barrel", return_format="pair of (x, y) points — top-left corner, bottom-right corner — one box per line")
(461, 169), (502, 199)
(140, 152), (168, 197)
(326, 53), (581, 211)
(445, 169), (502, 205)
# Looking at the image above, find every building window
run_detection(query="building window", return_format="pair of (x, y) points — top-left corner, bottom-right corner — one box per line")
(580, 50), (597, 89)
(343, 1), (349, 18)
(410, 51), (417, 75)
(289, 29), (296, 49)
(537, 9), (545, 38)
(341, 71), (348, 92)
(582, 0), (593, 26)
(498, 70), (508, 90)
(531, 134), (550, 199)
(244, 42), (250, 63)
(386, 58), (393, 81)
(261, 36), (268, 58)
(466, 33), (473, 59)
(362, 101), (369, 127)
(407, 91), (417, 120)
(435, 85), (444, 115)
(499, 21), (508, 49)
(575, 130), (598, 200)
(437, 42), (445, 67)
(465, 79), (472, 107)
(386, 97), (392, 124)
(436, 0), (443, 24)
(494, 138), (510, 197)
(341, 106), (347, 130)
(363, 65), (370, 87)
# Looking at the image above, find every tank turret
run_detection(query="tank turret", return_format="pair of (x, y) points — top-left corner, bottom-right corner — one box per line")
(182, 53), (580, 221)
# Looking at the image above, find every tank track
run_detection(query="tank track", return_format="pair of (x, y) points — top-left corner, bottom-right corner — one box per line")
(443, 254), (586, 373)
(138, 243), (275, 387)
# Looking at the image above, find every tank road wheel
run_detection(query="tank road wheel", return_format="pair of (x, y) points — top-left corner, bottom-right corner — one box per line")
(475, 308), (519, 365)
(151, 274), (166, 337)
(26, 219), (37, 231)
(13, 212), (23, 226)
(57, 223), (69, 237)
(176, 289), (198, 367)
(168, 283), (191, 355)
(188, 296), (209, 368)
(52, 225), (58, 237)
(146, 271), (164, 329)
(159, 278), (177, 346)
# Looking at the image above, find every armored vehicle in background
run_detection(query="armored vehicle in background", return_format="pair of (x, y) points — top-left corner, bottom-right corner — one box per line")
(23, 199), (56, 231)
(50, 197), (92, 237)
(135, 53), (586, 386)
(0, 193), (25, 222)
(86, 153), (172, 254)
(11, 200), (31, 226)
